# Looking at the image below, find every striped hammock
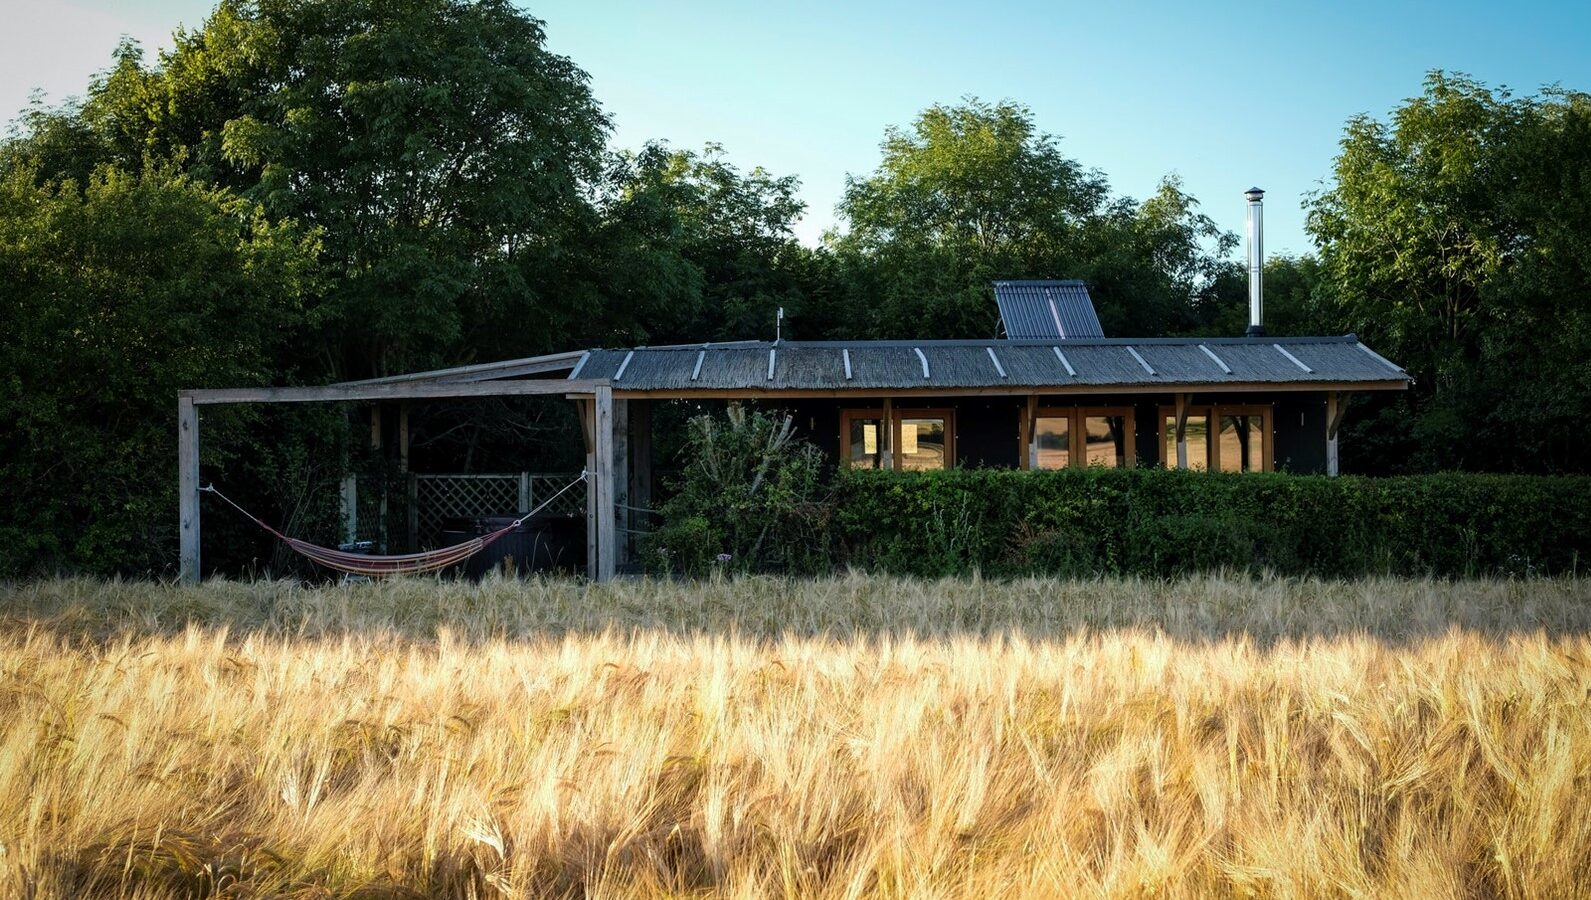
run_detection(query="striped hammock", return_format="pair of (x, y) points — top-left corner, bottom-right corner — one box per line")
(201, 474), (585, 578)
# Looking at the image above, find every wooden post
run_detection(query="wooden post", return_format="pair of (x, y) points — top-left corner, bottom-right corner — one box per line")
(579, 398), (596, 580)
(398, 404), (410, 471)
(1326, 391), (1351, 477)
(340, 475), (358, 543)
(612, 398), (630, 567)
(1022, 395), (1038, 470)
(178, 396), (200, 584)
(881, 397), (894, 470)
(594, 386), (616, 582)
(1174, 392), (1189, 470)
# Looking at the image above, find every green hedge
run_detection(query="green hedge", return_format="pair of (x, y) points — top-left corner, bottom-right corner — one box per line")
(831, 468), (1591, 578)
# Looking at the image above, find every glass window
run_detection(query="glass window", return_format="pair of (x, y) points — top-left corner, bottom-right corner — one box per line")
(1165, 415), (1210, 470)
(1084, 415), (1129, 468)
(898, 417), (947, 470)
(846, 416), (883, 469)
(1218, 414), (1266, 472)
(1033, 416), (1070, 469)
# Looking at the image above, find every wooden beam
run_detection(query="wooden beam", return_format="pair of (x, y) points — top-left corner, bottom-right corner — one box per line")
(1326, 391), (1352, 440)
(398, 404), (410, 473)
(178, 396), (200, 584)
(581, 399), (596, 579)
(335, 350), (588, 386)
(608, 380), (1410, 401)
(182, 378), (608, 406)
(1326, 391), (1349, 477)
(594, 385), (616, 582)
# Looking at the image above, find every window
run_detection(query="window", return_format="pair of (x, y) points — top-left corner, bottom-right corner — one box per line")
(1021, 407), (1136, 469)
(1163, 414), (1210, 471)
(841, 408), (955, 470)
(1083, 414), (1132, 469)
(897, 414), (950, 470)
(1032, 416), (1070, 469)
(1158, 404), (1272, 471)
(1218, 414), (1265, 472)
(841, 410), (883, 469)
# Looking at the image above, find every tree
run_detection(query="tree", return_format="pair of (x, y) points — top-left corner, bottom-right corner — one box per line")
(823, 99), (1240, 340)
(1308, 71), (1591, 472)
(6, 0), (612, 380)
(612, 142), (812, 343)
(0, 166), (319, 574)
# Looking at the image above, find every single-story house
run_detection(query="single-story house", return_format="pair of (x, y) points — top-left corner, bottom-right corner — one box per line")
(177, 189), (1409, 581)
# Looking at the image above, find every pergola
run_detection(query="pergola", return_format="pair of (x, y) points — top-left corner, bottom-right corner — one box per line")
(177, 363), (627, 584)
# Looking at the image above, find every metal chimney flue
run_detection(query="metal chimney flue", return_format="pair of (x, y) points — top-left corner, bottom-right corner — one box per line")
(1245, 187), (1265, 337)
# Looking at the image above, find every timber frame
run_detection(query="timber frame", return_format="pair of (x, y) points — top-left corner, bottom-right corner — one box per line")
(179, 332), (1407, 582)
(177, 378), (618, 584)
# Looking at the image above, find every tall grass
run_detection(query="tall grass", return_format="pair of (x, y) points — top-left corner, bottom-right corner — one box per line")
(2, 575), (1589, 897)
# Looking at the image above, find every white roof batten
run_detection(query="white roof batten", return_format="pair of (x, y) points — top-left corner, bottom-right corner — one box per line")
(842, 347), (853, 380)
(690, 349), (706, 381)
(1274, 344), (1314, 374)
(1126, 346), (1156, 376)
(767, 348), (777, 381)
(612, 349), (635, 381)
(1052, 346), (1076, 377)
(913, 347), (931, 379)
(986, 346), (1008, 378)
(1355, 341), (1407, 373)
(1198, 344), (1233, 375)
(567, 350), (591, 381)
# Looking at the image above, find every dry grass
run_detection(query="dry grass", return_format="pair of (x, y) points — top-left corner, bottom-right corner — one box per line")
(2, 574), (1590, 898)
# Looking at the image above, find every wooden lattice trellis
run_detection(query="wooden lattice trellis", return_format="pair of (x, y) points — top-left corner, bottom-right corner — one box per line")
(412, 473), (585, 547)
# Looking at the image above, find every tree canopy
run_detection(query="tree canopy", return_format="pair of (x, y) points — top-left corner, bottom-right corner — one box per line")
(1307, 72), (1591, 472)
(817, 99), (1241, 340)
(2, 0), (1587, 576)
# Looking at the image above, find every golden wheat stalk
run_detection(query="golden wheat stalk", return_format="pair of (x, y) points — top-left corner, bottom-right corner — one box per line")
(1, 575), (1588, 898)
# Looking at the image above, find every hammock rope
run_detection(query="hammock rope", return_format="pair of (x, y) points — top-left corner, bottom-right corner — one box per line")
(202, 471), (588, 577)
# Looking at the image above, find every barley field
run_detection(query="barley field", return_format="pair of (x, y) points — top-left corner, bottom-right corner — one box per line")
(2, 575), (1590, 898)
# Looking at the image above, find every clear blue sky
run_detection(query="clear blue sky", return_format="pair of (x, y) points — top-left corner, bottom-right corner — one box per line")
(7, 0), (1590, 256)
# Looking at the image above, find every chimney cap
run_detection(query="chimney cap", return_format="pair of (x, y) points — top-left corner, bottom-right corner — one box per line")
(1245, 187), (1265, 200)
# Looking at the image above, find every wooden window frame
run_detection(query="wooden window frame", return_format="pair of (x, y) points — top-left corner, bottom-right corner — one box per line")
(1156, 403), (1274, 472)
(840, 406), (957, 470)
(892, 408), (955, 471)
(839, 407), (886, 470)
(1020, 406), (1137, 470)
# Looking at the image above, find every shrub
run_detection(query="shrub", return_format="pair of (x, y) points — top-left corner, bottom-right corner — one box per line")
(646, 407), (832, 576)
(832, 468), (1591, 578)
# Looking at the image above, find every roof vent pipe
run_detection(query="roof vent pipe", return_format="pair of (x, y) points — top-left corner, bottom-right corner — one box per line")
(1245, 187), (1265, 337)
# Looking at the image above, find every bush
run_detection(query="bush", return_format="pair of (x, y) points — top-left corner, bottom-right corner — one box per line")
(832, 468), (1591, 578)
(645, 407), (832, 576)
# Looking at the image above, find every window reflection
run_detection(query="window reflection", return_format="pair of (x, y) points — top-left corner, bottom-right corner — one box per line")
(1165, 415), (1210, 471)
(898, 417), (947, 471)
(846, 417), (882, 469)
(1084, 415), (1129, 468)
(1218, 415), (1265, 472)
(1033, 416), (1070, 469)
